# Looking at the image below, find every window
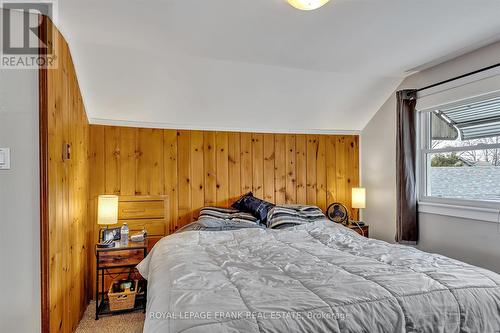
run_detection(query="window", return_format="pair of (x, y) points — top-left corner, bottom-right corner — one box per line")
(419, 95), (500, 205)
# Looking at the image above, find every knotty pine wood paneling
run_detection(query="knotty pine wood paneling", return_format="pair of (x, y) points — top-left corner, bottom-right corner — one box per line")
(89, 127), (360, 236)
(274, 134), (287, 205)
(41, 19), (91, 333)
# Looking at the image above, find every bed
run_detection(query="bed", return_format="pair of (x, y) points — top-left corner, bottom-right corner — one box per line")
(137, 218), (500, 333)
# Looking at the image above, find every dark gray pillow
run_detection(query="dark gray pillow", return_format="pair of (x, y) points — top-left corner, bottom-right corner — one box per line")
(232, 192), (275, 222)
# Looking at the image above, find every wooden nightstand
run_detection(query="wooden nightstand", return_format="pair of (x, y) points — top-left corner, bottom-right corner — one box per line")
(347, 224), (369, 237)
(95, 241), (147, 320)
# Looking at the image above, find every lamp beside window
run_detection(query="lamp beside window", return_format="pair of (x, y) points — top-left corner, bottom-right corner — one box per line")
(351, 188), (366, 226)
(352, 188), (366, 210)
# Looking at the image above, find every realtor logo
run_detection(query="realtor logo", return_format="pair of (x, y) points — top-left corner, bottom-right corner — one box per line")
(1, 1), (57, 68)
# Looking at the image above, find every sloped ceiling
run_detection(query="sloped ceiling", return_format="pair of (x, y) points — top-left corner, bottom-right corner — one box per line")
(57, 0), (500, 133)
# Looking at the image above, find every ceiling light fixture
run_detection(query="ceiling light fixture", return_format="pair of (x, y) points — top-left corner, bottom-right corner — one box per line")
(287, 0), (330, 11)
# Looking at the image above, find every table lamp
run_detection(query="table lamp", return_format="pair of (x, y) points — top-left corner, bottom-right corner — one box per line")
(351, 188), (366, 226)
(97, 195), (118, 246)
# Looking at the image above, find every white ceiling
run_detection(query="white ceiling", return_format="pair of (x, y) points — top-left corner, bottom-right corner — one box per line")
(57, 0), (500, 133)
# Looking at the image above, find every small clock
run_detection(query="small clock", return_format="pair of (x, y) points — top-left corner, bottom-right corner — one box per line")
(326, 203), (349, 225)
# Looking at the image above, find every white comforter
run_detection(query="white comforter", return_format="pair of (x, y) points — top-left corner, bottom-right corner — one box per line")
(137, 220), (500, 333)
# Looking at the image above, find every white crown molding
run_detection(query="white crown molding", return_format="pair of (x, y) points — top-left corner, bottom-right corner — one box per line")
(88, 118), (361, 135)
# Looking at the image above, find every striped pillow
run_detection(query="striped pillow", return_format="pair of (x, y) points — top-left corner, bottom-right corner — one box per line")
(266, 205), (326, 229)
(198, 206), (261, 224)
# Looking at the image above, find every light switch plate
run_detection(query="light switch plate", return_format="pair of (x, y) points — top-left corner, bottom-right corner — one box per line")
(0, 148), (11, 170)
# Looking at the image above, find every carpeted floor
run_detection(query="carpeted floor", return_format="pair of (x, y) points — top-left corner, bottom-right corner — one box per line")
(76, 301), (145, 333)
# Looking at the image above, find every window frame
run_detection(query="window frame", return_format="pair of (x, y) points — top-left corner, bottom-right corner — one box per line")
(416, 98), (500, 223)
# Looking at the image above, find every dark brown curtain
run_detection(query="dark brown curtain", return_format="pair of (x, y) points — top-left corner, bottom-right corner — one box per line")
(396, 90), (418, 243)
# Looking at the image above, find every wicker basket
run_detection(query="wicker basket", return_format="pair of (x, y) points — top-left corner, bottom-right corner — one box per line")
(108, 280), (138, 312)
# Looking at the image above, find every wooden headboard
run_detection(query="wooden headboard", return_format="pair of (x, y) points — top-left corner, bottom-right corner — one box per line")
(116, 195), (168, 251)
(89, 127), (360, 233)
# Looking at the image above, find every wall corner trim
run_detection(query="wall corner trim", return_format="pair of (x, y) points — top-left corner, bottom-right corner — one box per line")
(88, 118), (361, 136)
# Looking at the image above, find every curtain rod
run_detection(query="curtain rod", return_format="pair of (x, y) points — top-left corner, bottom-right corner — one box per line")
(416, 62), (500, 93)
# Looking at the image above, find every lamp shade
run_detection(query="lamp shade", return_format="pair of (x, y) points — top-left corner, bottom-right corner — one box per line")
(351, 188), (366, 209)
(287, 0), (330, 10)
(97, 195), (119, 225)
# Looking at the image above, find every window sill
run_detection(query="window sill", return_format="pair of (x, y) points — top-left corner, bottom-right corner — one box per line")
(418, 200), (500, 224)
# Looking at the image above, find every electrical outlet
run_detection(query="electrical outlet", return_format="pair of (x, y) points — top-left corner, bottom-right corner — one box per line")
(0, 148), (11, 170)
(62, 143), (71, 161)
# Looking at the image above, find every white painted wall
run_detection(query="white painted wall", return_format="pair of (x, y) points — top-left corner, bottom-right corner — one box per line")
(360, 91), (398, 242)
(361, 41), (500, 273)
(419, 213), (500, 273)
(58, 0), (500, 133)
(0, 13), (41, 333)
